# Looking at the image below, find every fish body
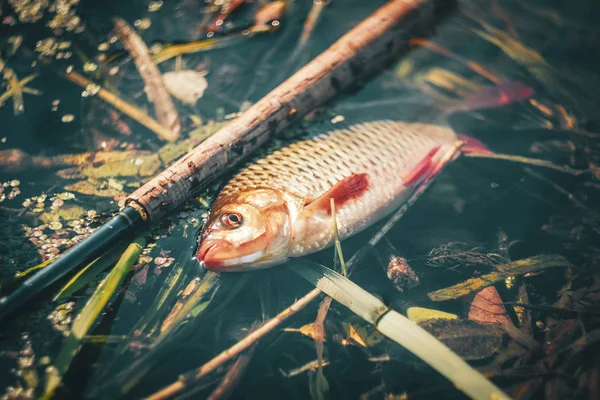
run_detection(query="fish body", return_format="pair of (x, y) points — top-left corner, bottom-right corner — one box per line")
(197, 119), (473, 271)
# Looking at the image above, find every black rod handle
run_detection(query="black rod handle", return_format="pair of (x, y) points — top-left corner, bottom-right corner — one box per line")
(0, 206), (143, 324)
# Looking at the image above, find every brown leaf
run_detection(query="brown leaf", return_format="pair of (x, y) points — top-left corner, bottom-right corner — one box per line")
(468, 286), (511, 325)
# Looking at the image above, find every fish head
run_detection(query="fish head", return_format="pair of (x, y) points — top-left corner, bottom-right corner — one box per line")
(196, 188), (293, 271)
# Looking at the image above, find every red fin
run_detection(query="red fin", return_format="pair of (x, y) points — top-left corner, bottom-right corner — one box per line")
(458, 81), (534, 111)
(424, 150), (454, 184)
(305, 173), (369, 215)
(402, 146), (440, 186)
(458, 134), (494, 155)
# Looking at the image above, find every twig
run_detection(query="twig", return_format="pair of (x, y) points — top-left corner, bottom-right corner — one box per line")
(523, 167), (589, 210)
(290, 0), (330, 62)
(314, 297), (332, 393)
(463, 152), (597, 176)
(409, 38), (502, 84)
(62, 71), (177, 142)
(114, 18), (180, 141)
(145, 288), (322, 400)
(205, 343), (257, 400)
(502, 302), (600, 316)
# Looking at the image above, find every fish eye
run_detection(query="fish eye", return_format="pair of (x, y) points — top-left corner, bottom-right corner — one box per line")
(221, 212), (243, 229)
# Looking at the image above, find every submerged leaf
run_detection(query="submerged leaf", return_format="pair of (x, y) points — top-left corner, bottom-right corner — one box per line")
(308, 368), (329, 400)
(419, 319), (502, 360)
(468, 286), (511, 326)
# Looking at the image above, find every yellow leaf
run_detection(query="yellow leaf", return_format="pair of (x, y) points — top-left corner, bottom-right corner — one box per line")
(406, 307), (458, 324)
(284, 323), (320, 341)
(340, 322), (384, 347)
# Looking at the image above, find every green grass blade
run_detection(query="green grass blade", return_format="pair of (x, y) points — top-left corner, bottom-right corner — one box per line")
(287, 260), (511, 400)
(0, 259), (53, 295)
(43, 235), (147, 399)
(329, 198), (347, 277)
(53, 243), (128, 302)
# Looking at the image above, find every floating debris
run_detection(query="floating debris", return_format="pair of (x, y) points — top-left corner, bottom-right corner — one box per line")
(61, 114), (75, 123)
(386, 256), (420, 292)
(148, 1), (163, 13)
(162, 70), (209, 105)
(47, 302), (75, 336)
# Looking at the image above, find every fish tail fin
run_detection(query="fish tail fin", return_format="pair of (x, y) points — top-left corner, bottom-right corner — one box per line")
(451, 81), (535, 113)
(458, 134), (494, 155)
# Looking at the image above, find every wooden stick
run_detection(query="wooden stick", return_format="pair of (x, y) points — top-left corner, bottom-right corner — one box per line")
(114, 18), (181, 141)
(63, 71), (177, 142)
(127, 0), (452, 222)
(145, 288), (322, 400)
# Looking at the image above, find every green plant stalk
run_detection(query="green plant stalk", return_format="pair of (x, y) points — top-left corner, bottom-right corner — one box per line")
(330, 198), (347, 277)
(53, 243), (128, 302)
(112, 272), (226, 397)
(0, 259), (53, 295)
(43, 236), (147, 399)
(289, 260), (511, 400)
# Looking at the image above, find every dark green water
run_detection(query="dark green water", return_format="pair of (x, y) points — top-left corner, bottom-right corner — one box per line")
(1, 0), (599, 399)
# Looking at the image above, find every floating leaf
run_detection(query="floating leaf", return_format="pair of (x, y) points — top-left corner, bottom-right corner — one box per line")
(308, 368), (329, 400)
(162, 70), (208, 105)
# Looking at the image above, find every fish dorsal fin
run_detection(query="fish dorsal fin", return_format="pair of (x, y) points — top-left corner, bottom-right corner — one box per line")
(304, 173), (370, 215)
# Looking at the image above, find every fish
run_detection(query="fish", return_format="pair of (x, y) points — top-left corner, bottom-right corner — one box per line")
(196, 118), (491, 271)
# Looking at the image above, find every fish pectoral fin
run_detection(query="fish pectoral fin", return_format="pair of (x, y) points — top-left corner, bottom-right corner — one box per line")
(304, 173), (370, 215)
(402, 146), (441, 186)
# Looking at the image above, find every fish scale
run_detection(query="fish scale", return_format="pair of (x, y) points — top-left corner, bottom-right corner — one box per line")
(218, 120), (457, 200)
(214, 119), (459, 254)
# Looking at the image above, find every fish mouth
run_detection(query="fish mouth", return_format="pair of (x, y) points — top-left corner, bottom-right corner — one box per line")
(197, 240), (265, 271)
(196, 241), (225, 270)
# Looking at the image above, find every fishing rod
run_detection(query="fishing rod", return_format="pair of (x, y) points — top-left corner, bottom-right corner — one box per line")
(0, 0), (455, 323)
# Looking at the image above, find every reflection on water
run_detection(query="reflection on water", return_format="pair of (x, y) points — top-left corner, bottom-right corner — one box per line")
(1, 0), (599, 399)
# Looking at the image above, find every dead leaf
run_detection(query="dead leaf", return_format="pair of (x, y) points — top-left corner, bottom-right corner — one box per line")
(162, 70), (208, 105)
(468, 286), (511, 325)
(284, 323), (320, 341)
(340, 322), (384, 347)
